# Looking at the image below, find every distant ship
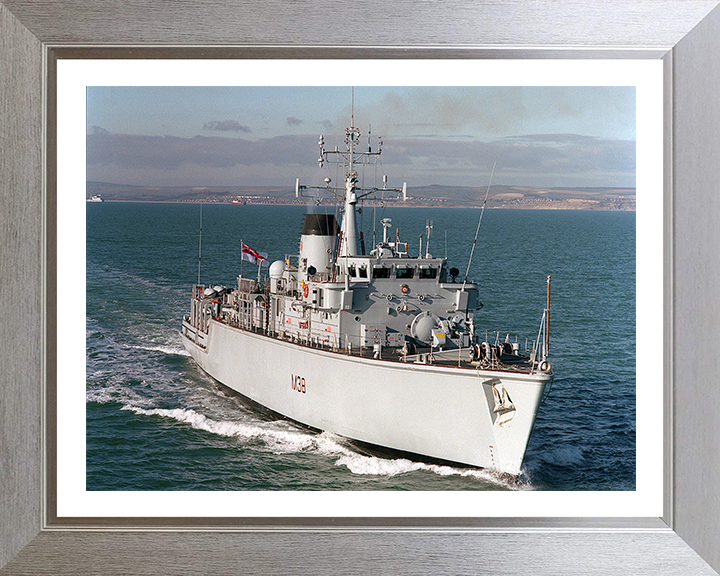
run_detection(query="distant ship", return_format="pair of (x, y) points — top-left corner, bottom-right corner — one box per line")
(87, 195), (103, 202)
(181, 117), (553, 475)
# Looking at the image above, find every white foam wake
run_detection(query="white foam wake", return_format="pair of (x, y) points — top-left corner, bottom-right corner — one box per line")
(120, 405), (521, 488)
(334, 450), (522, 488)
(121, 405), (275, 441)
(121, 405), (330, 455)
(131, 344), (191, 356)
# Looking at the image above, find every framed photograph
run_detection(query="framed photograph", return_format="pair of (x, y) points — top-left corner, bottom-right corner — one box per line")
(2, 1), (720, 574)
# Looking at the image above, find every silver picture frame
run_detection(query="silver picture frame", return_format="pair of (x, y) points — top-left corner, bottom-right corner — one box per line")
(2, 1), (720, 574)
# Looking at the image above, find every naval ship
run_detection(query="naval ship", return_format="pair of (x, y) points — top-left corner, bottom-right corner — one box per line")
(181, 119), (553, 475)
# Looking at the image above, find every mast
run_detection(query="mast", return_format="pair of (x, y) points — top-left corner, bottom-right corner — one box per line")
(545, 274), (551, 356)
(302, 88), (404, 259)
(340, 127), (360, 257)
(339, 87), (359, 257)
(197, 203), (203, 285)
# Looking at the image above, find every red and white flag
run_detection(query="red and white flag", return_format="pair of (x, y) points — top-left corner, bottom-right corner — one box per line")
(241, 241), (268, 266)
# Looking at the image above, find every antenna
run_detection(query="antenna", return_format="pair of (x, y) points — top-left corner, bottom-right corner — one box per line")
(425, 219), (433, 258)
(545, 274), (551, 357)
(197, 203), (203, 285)
(462, 161), (497, 290)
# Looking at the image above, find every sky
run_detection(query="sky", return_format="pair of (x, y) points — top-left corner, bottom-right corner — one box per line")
(86, 86), (636, 189)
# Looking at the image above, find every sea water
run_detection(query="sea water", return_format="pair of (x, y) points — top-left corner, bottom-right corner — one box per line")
(86, 203), (635, 491)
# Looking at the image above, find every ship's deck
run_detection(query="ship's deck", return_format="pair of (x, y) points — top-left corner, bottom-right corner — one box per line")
(209, 316), (545, 376)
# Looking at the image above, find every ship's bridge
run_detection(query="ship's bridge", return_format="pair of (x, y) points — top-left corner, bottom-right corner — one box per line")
(343, 257), (446, 284)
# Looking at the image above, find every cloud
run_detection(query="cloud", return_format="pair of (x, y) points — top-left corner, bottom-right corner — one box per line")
(86, 130), (635, 187)
(203, 120), (251, 133)
(382, 134), (635, 177)
(344, 87), (635, 141)
(87, 132), (318, 171)
(502, 134), (597, 144)
(319, 119), (333, 129)
(286, 116), (303, 126)
(345, 87), (528, 137)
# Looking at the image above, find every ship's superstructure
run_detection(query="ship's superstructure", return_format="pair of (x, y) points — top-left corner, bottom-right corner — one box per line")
(181, 117), (553, 475)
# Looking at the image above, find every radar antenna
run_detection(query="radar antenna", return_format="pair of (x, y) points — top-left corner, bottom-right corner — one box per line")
(294, 89), (408, 257)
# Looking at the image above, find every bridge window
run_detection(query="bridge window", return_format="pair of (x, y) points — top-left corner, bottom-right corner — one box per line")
(396, 266), (414, 279)
(358, 267), (368, 278)
(348, 265), (357, 277)
(419, 267), (437, 279)
(372, 266), (390, 279)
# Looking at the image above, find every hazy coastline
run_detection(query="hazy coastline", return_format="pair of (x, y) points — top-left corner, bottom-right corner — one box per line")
(87, 182), (636, 211)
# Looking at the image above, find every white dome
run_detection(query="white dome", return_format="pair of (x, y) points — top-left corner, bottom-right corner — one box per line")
(410, 311), (440, 345)
(269, 260), (285, 279)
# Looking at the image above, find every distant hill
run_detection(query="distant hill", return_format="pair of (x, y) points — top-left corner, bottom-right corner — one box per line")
(85, 182), (293, 204)
(86, 181), (635, 211)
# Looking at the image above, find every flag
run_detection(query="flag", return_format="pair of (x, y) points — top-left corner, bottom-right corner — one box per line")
(241, 241), (269, 266)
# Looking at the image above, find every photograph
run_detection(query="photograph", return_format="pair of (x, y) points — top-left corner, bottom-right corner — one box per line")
(5, 2), (720, 573)
(84, 83), (638, 492)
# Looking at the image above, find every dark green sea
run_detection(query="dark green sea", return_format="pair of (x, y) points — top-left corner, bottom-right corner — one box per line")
(86, 203), (635, 491)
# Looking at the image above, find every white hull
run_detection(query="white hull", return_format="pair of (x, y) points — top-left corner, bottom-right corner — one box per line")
(181, 318), (549, 475)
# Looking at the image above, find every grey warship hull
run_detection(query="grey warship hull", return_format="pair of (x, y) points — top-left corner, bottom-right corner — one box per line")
(181, 317), (550, 475)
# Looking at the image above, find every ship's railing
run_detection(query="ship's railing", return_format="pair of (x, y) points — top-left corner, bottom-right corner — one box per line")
(273, 324), (364, 355)
(221, 292), (266, 332)
(181, 319), (208, 349)
(238, 277), (254, 293)
(237, 277), (267, 294)
(284, 254), (300, 268)
(307, 272), (334, 283)
(194, 283), (545, 372)
(256, 318), (479, 365)
(466, 325), (551, 373)
(529, 308), (550, 373)
(216, 311), (543, 371)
